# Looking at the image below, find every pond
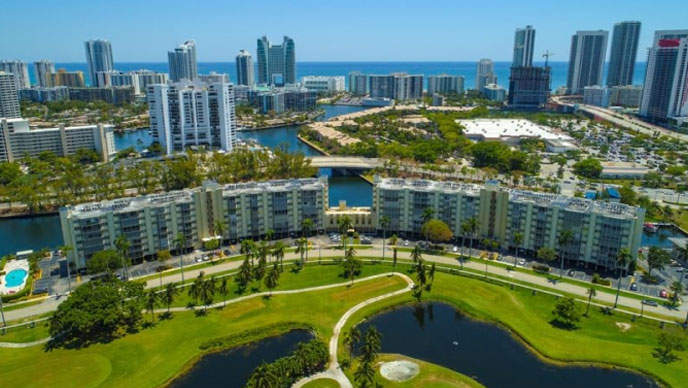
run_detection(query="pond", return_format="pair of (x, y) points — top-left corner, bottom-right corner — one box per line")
(641, 225), (686, 248)
(169, 329), (313, 388)
(355, 303), (659, 388)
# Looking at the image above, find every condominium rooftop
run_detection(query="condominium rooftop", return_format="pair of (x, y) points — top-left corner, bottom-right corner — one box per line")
(375, 177), (483, 196)
(65, 178), (327, 218)
(457, 119), (573, 142)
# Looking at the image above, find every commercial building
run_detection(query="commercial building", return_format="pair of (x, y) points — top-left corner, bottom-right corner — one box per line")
(0, 60), (31, 90)
(85, 39), (114, 87)
(566, 30), (608, 94)
(513, 25), (536, 67)
(68, 86), (135, 105)
(457, 118), (576, 152)
(33, 60), (55, 87)
(326, 201), (375, 233)
(60, 177), (327, 268)
(235, 50), (254, 86)
(639, 30), (688, 126)
(607, 21), (641, 87)
(51, 69), (86, 87)
(600, 161), (649, 179)
(147, 80), (237, 155)
(256, 36), (296, 86)
(427, 74), (464, 95)
(369, 73), (423, 101)
(19, 86), (70, 103)
(482, 83), (506, 102)
(0, 118), (115, 163)
(583, 85), (611, 108)
(373, 177), (644, 270)
(348, 72), (368, 95)
(168, 40), (198, 82)
(507, 66), (551, 109)
(301, 76), (345, 93)
(475, 59), (497, 92)
(609, 85), (642, 108)
(0, 72), (21, 119)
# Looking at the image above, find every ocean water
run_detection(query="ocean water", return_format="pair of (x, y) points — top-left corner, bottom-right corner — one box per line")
(46, 61), (647, 90)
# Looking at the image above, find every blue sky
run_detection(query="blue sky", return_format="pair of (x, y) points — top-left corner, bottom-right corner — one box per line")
(1, 0), (686, 62)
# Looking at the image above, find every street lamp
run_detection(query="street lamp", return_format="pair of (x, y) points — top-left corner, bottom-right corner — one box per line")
(0, 292), (5, 328)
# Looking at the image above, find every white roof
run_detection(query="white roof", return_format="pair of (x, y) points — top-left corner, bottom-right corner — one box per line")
(457, 119), (573, 141)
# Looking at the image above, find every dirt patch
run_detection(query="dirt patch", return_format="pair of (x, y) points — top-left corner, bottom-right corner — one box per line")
(616, 322), (631, 332)
(379, 360), (420, 382)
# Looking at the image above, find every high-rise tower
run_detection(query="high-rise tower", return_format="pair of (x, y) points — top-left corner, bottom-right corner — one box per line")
(168, 41), (198, 82)
(84, 39), (114, 87)
(513, 25), (536, 67)
(256, 36), (295, 86)
(607, 21), (641, 87)
(235, 50), (254, 86)
(566, 30), (608, 94)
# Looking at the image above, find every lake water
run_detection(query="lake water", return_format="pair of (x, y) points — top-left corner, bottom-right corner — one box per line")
(0, 214), (62, 257)
(355, 302), (659, 388)
(169, 330), (313, 388)
(641, 225), (686, 248)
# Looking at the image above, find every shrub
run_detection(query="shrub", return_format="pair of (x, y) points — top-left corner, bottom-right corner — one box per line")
(592, 273), (611, 286)
(533, 264), (550, 273)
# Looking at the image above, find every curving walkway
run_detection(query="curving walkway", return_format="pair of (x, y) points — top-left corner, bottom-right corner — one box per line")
(292, 272), (415, 388)
(0, 336), (50, 348)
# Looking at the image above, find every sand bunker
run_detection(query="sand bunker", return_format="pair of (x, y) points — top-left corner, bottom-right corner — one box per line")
(616, 322), (631, 332)
(379, 360), (420, 382)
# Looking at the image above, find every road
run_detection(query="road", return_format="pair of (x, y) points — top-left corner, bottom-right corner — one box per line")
(5, 245), (687, 323)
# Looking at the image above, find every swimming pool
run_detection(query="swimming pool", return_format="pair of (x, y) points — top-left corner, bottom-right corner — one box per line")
(4, 268), (28, 288)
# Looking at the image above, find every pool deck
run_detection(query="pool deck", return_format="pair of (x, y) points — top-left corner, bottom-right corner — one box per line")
(0, 259), (30, 294)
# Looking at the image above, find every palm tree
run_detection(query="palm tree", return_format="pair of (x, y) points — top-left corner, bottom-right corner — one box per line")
(200, 276), (217, 310)
(670, 281), (684, 307)
(614, 248), (631, 308)
(512, 232), (523, 269)
(459, 221), (470, 269)
(421, 208), (435, 243)
(557, 229), (573, 279)
(466, 218), (479, 260)
(246, 362), (279, 388)
(162, 282), (179, 314)
(429, 262), (436, 284)
(295, 237), (307, 264)
(218, 277), (229, 307)
(585, 286), (597, 316)
(379, 216), (390, 261)
(174, 232), (187, 283)
(257, 240), (270, 265)
(156, 249), (172, 286)
(302, 218), (313, 262)
(272, 241), (286, 272)
(389, 234), (399, 268)
(145, 290), (158, 323)
(343, 326), (361, 359)
(411, 245), (423, 263)
(115, 234), (131, 280)
(189, 272), (205, 305)
(58, 245), (73, 293)
(338, 215), (353, 250)
(265, 263), (280, 297)
(214, 220), (226, 256)
(240, 239), (255, 267)
(343, 247), (360, 286)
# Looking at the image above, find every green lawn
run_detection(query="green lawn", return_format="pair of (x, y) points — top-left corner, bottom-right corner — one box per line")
(0, 270), (407, 388)
(376, 354), (484, 388)
(341, 270), (688, 388)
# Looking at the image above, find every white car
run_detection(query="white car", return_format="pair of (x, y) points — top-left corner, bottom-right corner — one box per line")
(677, 267), (684, 273)
(403, 240), (410, 247)
(518, 259), (526, 266)
(452, 246), (459, 253)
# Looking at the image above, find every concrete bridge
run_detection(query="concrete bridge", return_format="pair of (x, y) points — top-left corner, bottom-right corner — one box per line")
(306, 156), (382, 169)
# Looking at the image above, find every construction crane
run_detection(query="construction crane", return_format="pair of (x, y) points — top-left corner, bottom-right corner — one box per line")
(543, 50), (555, 67)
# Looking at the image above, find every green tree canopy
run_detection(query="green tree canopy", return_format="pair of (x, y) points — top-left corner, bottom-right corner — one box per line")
(573, 157), (603, 179)
(421, 219), (453, 242)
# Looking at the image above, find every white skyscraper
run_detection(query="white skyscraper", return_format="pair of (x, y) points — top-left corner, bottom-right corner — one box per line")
(640, 30), (688, 125)
(236, 50), (254, 86)
(0, 61), (31, 90)
(513, 25), (536, 67)
(566, 30), (608, 94)
(33, 60), (55, 87)
(147, 80), (237, 155)
(84, 39), (114, 87)
(475, 59), (496, 92)
(0, 71), (21, 119)
(168, 41), (198, 82)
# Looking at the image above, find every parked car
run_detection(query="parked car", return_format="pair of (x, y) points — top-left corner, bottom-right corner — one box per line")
(403, 240), (410, 247)
(677, 267), (684, 273)
(642, 299), (658, 307)
(452, 246), (459, 253)
(517, 259), (526, 266)
(659, 289), (668, 298)
(567, 269), (576, 277)
(630, 283), (638, 291)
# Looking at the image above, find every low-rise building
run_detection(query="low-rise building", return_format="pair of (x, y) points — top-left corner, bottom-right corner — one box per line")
(302, 76), (345, 93)
(0, 118), (115, 163)
(69, 86), (136, 105)
(325, 201), (375, 233)
(457, 118), (577, 152)
(373, 177), (644, 270)
(483, 83), (506, 102)
(583, 86), (610, 107)
(60, 178), (328, 268)
(19, 87), (70, 102)
(609, 85), (642, 108)
(600, 161), (649, 179)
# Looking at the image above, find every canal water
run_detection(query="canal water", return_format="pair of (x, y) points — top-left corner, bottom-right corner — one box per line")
(355, 302), (659, 388)
(169, 330), (313, 388)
